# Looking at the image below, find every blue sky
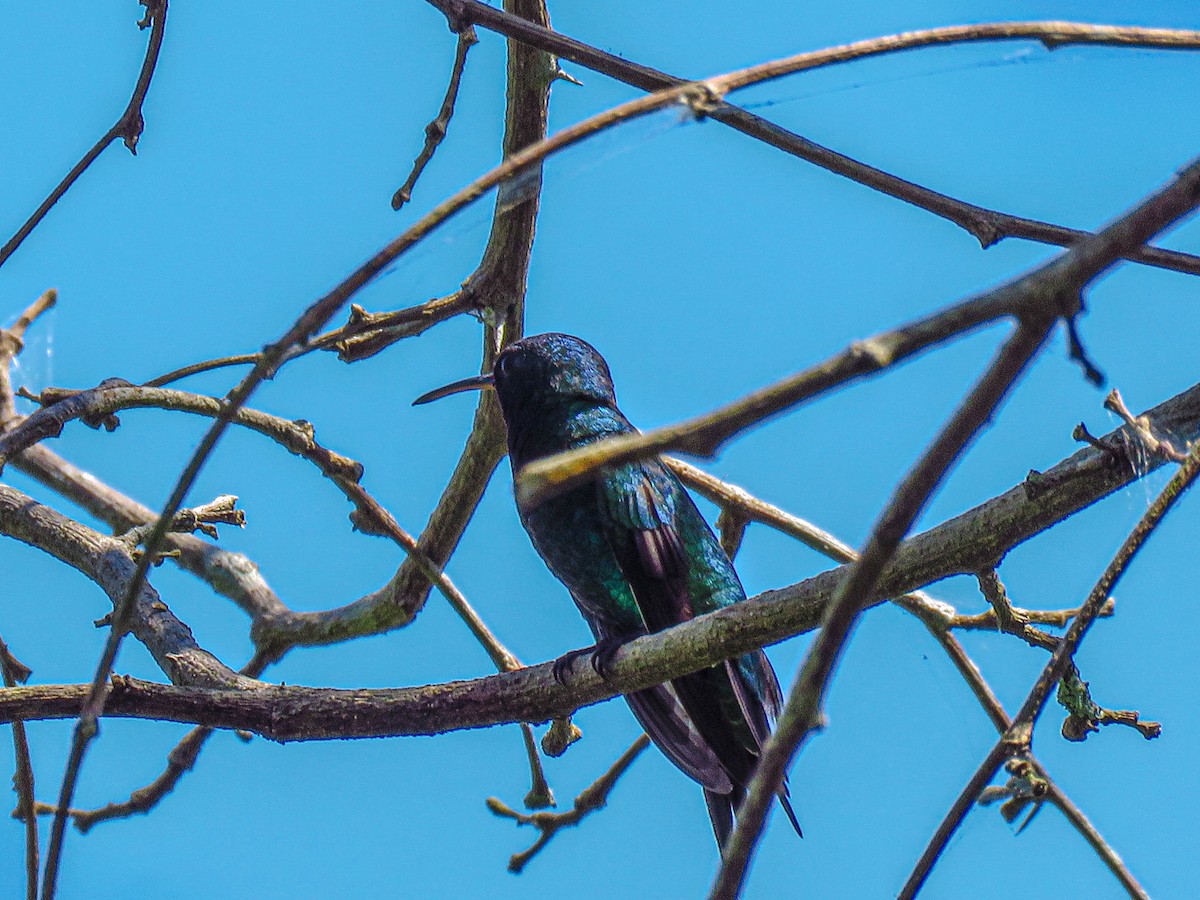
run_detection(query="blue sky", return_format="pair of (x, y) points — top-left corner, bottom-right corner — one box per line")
(2, 2), (1198, 897)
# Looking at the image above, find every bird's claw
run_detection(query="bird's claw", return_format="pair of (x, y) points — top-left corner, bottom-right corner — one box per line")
(551, 637), (627, 684)
(590, 636), (625, 679)
(552, 647), (589, 685)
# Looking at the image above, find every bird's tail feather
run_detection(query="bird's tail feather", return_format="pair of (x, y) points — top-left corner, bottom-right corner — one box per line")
(705, 789), (735, 848)
(777, 789), (804, 839)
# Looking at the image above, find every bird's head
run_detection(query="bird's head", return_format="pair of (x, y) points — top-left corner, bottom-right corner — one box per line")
(413, 333), (617, 422)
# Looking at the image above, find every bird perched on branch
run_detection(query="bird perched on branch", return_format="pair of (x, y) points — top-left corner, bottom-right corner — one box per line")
(415, 332), (800, 847)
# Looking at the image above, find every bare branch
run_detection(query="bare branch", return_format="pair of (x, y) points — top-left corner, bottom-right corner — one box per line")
(0, 1), (168, 273)
(948, 598), (1115, 633)
(1104, 388), (1188, 463)
(678, 451), (1143, 891)
(0, 289), (58, 423)
(23, 651), (273, 835)
(518, 723), (555, 810)
(924, 627), (1147, 895)
(1057, 663), (1162, 742)
(12, 443), (287, 622)
(486, 734), (650, 873)
(901, 432), (1200, 898)
(119, 494), (245, 544)
(434, 2), (1200, 276)
(974, 569), (1058, 650)
(320, 293), (477, 363)
(0, 383), (518, 665)
(714, 318), (1052, 900)
(0, 484), (249, 690)
(0, 382), (364, 484)
(256, 0), (558, 648)
(521, 146), (1200, 507)
(713, 155), (1200, 897)
(392, 26), (479, 210)
(540, 718), (582, 758)
(0, 376), (1197, 738)
(669, 457), (956, 623)
(141, 353), (260, 389)
(0, 634), (37, 900)
(1044, 781), (1150, 900)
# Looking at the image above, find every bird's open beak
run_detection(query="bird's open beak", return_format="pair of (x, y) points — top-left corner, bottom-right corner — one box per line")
(412, 373), (495, 405)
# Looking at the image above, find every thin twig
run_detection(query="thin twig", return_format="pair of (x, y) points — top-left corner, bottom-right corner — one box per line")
(948, 598), (1115, 632)
(923, 630), (1147, 895)
(0, 635), (38, 900)
(1057, 663), (1161, 742)
(518, 724), (555, 810)
(0, 1), (168, 273)
(141, 289), (478, 389)
(119, 494), (244, 544)
(13, 442), (288, 622)
(1104, 388), (1188, 463)
(669, 457), (956, 623)
(900, 435), (1200, 898)
(0, 290), (58, 423)
(0, 484), (251, 692)
(141, 353), (259, 388)
(487, 734), (650, 872)
(1044, 780), (1149, 899)
(975, 569), (1058, 650)
(392, 27), (479, 210)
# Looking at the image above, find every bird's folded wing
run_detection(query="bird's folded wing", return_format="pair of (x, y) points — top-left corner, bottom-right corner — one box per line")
(624, 683), (734, 794)
(598, 462), (693, 631)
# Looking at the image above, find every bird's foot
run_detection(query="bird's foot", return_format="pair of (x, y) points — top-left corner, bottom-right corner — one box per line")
(552, 648), (587, 684)
(590, 635), (626, 679)
(551, 636), (628, 684)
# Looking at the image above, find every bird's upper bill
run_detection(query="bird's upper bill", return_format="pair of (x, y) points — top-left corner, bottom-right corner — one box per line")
(412, 372), (495, 405)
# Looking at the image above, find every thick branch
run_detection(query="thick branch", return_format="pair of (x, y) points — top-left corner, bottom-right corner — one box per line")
(12, 443), (287, 621)
(0, 484), (249, 691)
(1, 377), (1197, 737)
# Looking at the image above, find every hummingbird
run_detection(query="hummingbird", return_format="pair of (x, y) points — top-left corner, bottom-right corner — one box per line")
(415, 332), (801, 847)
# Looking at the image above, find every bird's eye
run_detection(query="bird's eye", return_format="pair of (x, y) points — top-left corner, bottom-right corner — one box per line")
(496, 351), (523, 380)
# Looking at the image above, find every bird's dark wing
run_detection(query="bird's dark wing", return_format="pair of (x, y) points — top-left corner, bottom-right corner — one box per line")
(624, 684), (735, 794)
(598, 460), (803, 841)
(597, 463), (750, 780)
(597, 462), (693, 631)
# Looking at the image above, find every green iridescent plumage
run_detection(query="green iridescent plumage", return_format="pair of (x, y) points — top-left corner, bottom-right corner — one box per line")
(416, 332), (801, 847)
